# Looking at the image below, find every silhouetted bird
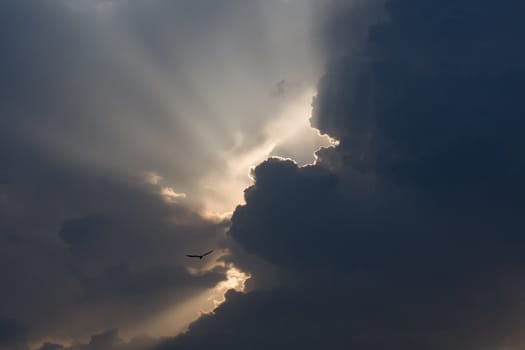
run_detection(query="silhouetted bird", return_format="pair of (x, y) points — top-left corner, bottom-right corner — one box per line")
(186, 250), (214, 259)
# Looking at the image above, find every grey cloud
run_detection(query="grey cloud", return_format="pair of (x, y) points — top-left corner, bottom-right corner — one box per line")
(0, 140), (227, 345)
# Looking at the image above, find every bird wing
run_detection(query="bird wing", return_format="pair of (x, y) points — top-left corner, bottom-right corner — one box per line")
(202, 250), (214, 256)
(186, 255), (199, 258)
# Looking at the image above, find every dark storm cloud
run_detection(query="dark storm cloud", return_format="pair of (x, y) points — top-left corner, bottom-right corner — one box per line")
(231, 158), (344, 271)
(158, 1), (525, 349)
(5, 0), (525, 349)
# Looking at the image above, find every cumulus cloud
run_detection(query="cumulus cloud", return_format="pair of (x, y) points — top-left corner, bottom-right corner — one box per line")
(158, 0), (525, 349)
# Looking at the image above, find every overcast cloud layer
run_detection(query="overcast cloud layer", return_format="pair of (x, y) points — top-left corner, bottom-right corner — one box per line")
(3, 0), (525, 349)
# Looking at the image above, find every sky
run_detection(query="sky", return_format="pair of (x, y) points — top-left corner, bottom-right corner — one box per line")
(1, 0), (525, 349)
